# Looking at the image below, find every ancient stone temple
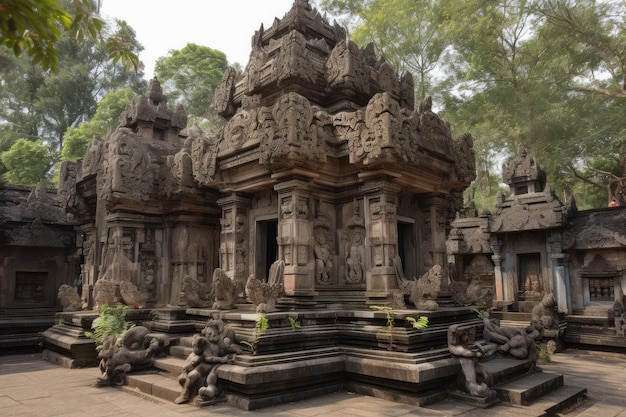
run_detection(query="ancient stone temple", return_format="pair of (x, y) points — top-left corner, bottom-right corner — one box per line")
(58, 0), (475, 311)
(42, 2), (592, 412)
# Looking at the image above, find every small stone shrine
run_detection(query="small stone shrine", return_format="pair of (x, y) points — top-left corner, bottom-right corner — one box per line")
(447, 144), (626, 349)
(0, 184), (77, 349)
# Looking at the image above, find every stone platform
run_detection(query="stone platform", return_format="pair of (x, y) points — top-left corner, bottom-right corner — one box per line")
(40, 305), (587, 413)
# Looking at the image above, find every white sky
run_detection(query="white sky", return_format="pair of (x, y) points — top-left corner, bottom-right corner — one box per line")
(99, 0), (297, 78)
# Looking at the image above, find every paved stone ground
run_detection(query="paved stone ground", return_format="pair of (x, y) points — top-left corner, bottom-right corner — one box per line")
(0, 349), (624, 417)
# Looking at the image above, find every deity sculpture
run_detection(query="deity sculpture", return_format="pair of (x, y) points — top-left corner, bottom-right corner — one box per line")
(57, 284), (82, 312)
(97, 326), (163, 386)
(211, 268), (244, 310)
(482, 311), (541, 365)
(447, 324), (497, 398)
(314, 229), (334, 284)
(345, 230), (365, 284)
(404, 265), (443, 310)
(182, 275), (213, 308)
(175, 320), (241, 404)
(245, 274), (283, 313)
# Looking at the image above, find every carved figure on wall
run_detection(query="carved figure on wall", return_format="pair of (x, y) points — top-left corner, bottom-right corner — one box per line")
(326, 39), (369, 92)
(211, 268), (244, 310)
(447, 324), (497, 398)
(245, 274), (283, 313)
(93, 279), (116, 312)
(175, 319), (241, 404)
(345, 229), (365, 284)
(280, 197), (293, 219)
(57, 284), (83, 312)
(97, 326), (163, 386)
(482, 311), (541, 365)
(105, 133), (154, 202)
(314, 229), (334, 284)
(404, 265), (443, 310)
(182, 275), (213, 308)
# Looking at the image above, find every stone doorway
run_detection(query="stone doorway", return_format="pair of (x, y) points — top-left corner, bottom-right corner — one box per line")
(517, 252), (542, 311)
(256, 219), (278, 282)
(397, 221), (416, 279)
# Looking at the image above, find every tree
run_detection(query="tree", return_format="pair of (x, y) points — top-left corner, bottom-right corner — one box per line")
(61, 87), (135, 162)
(0, 15), (145, 184)
(1, 138), (53, 185)
(0, 0), (139, 72)
(319, 0), (626, 210)
(155, 43), (229, 122)
(320, 0), (449, 102)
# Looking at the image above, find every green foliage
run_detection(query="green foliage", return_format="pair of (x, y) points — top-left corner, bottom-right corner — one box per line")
(320, 0), (448, 102)
(0, 17), (145, 186)
(85, 304), (133, 351)
(240, 313), (269, 354)
(320, 0), (626, 210)
(0, 0), (73, 71)
(288, 316), (301, 330)
(370, 305), (395, 332)
(155, 43), (229, 120)
(61, 87), (135, 162)
(406, 315), (429, 329)
(0, 139), (53, 185)
(537, 347), (551, 365)
(0, 0), (138, 72)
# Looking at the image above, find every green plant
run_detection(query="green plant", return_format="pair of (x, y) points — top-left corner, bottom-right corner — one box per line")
(406, 315), (429, 329)
(370, 305), (397, 350)
(240, 313), (269, 354)
(537, 347), (551, 365)
(472, 300), (489, 319)
(85, 304), (133, 351)
(370, 305), (395, 332)
(288, 316), (301, 330)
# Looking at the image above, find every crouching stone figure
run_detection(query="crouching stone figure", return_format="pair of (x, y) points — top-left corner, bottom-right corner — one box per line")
(175, 319), (241, 404)
(447, 324), (497, 398)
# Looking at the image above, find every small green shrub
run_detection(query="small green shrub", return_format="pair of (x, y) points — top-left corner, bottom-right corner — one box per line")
(537, 347), (551, 365)
(85, 304), (133, 351)
(240, 313), (268, 354)
(288, 316), (301, 330)
(406, 315), (429, 329)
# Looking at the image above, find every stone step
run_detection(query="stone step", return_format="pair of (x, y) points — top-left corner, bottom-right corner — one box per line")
(495, 371), (563, 405)
(480, 357), (535, 386)
(153, 356), (186, 376)
(525, 385), (587, 416)
(126, 372), (181, 403)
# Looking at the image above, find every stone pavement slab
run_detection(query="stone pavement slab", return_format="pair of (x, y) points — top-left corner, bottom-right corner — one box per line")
(0, 349), (624, 417)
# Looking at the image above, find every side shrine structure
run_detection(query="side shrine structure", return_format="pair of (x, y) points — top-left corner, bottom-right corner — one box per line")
(39, 0), (590, 413)
(447, 144), (626, 350)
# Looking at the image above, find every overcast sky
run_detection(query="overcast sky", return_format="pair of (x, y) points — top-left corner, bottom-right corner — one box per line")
(100, 0), (296, 78)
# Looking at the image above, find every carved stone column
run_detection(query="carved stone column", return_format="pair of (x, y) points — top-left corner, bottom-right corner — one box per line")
(78, 224), (98, 308)
(363, 181), (401, 303)
(217, 194), (251, 283)
(551, 253), (570, 313)
(418, 195), (451, 292)
(274, 180), (315, 306)
(490, 237), (507, 302)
